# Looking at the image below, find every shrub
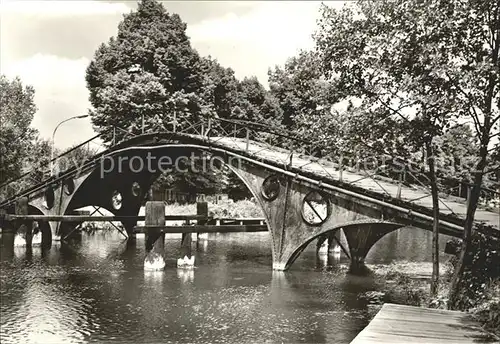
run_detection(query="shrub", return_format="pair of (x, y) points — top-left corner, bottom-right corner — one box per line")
(448, 232), (500, 310)
(471, 280), (500, 337)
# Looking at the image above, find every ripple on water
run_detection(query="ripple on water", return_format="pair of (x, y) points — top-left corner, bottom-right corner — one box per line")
(0, 231), (412, 343)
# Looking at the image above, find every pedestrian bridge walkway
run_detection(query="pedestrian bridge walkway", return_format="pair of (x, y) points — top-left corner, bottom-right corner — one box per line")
(350, 303), (499, 343)
(208, 136), (499, 231)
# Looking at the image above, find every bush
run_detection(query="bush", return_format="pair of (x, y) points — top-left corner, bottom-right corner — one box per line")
(373, 264), (428, 307)
(448, 232), (500, 310)
(208, 198), (263, 218)
(471, 280), (500, 337)
(164, 199), (263, 219)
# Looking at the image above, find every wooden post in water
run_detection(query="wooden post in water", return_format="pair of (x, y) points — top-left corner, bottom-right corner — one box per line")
(396, 172), (403, 199)
(180, 228), (192, 259)
(196, 202), (208, 241)
(15, 197), (32, 248)
(144, 201), (166, 271)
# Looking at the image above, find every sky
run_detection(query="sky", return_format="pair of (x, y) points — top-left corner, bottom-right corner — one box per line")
(0, 0), (345, 149)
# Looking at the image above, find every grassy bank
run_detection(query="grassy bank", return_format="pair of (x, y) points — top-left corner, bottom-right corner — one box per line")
(368, 258), (500, 337)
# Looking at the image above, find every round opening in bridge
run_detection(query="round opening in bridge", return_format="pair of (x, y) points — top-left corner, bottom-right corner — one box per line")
(302, 190), (330, 226)
(44, 186), (55, 209)
(111, 190), (123, 210)
(131, 182), (141, 197)
(63, 178), (75, 195)
(262, 175), (282, 201)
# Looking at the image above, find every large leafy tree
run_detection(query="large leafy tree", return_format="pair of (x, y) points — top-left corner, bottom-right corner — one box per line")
(198, 56), (240, 120)
(86, 0), (278, 199)
(233, 76), (283, 125)
(86, 0), (206, 142)
(268, 50), (332, 130)
(315, 0), (499, 306)
(0, 75), (38, 187)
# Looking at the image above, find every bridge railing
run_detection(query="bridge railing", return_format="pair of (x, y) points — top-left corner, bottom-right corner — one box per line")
(196, 116), (498, 219)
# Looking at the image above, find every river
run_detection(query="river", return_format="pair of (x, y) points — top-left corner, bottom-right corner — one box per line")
(0, 228), (452, 344)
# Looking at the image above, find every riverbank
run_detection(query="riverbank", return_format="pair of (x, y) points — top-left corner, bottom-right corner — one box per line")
(366, 260), (500, 338)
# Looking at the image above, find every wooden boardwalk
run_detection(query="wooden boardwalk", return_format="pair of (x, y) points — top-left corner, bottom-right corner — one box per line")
(350, 303), (499, 343)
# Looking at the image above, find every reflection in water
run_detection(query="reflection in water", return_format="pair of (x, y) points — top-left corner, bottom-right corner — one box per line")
(177, 269), (194, 284)
(144, 270), (164, 286)
(1, 227), (443, 343)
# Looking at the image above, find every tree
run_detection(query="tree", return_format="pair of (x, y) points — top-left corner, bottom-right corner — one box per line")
(268, 50), (332, 130)
(86, 0), (205, 143)
(234, 76), (283, 125)
(198, 56), (240, 120)
(434, 125), (479, 181)
(314, 0), (459, 295)
(315, 0), (499, 305)
(0, 75), (38, 188)
(23, 138), (52, 186)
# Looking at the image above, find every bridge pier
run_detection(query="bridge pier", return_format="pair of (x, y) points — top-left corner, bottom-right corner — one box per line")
(316, 230), (343, 254)
(144, 201), (166, 271)
(16, 197), (33, 248)
(343, 223), (404, 274)
(230, 166), (377, 271)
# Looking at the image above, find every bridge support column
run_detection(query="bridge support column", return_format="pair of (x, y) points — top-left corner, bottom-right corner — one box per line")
(122, 220), (137, 242)
(39, 221), (52, 249)
(178, 232), (193, 267)
(144, 201), (166, 271)
(316, 230), (343, 254)
(343, 223), (402, 275)
(16, 197), (33, 248)
(229, 166), (371, 271)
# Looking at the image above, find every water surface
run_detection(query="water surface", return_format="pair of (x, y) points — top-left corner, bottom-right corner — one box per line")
(0, 228), (450, 344)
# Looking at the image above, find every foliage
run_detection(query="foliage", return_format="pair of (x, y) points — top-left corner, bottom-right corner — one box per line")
(208, 198), (263, 218)
(85, 0), (205, 142)
(234, 76), (283, 125)
(198, 56), (239, 120)
(224, 169), (252, 201)
(471, 280), (500, 337)
(434, 125), (479, 181)
(162, 198), (263, 219)
(85, 0), (283, 196)
(268, 50), (343, 154)
(315, 0), (499, 307)
(269, 50), (332, 128)
(371, 263), (428, 307)
(0, 75), (38, 186)
(22, 138), (52, 186)
(447, 232), (500, 310)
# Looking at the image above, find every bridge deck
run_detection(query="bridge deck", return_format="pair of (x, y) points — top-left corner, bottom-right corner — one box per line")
(207, 136), (499, 230)
(350, 303), (499, 343)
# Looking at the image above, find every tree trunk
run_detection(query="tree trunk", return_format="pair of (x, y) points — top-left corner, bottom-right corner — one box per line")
(448, 23), (497, 308)
(426, 140), (440, 297)
(447, 143), (489, 309)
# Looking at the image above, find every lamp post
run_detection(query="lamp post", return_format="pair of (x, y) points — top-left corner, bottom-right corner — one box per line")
(127, 64), (144, 133)
(50, 114), (89, 176)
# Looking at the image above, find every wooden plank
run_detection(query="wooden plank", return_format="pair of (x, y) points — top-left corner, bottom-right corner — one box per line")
(134, 224), (268, 233)
(216, 217), (266, 222)
(350, 303), (499, 344)
(3, 214), (210, 222)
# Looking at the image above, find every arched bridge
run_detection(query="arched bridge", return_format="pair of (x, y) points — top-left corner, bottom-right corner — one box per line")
(1, 118), (499, 271)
